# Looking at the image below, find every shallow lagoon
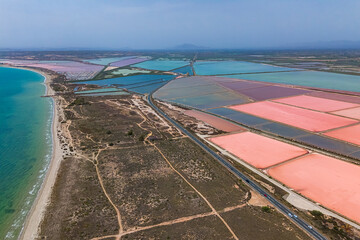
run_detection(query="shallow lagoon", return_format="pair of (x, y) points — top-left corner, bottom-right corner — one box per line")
(75, 88), (120, 94)
(207, 107), (241, 116)
(83, 56), (135, 65)
(77, 74), (174, 87)
(128, 82), (168, 94)
(158, 84), (228, 100)
(194, 61), (296, 75)
(167, 92), (247, 110)
(257, 122), (310, 138)
(76, 74), (174, 94)
(172, 65), (193, 75)
(225, 71), (360, 92)
(296, 134), (360, 157)
(111, 69), (151, 76)
(225, 112), (270, 126)
(133, 60), (189, 71)
(79, 91), (129, 96)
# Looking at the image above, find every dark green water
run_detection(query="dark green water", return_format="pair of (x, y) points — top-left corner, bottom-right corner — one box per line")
(0, 67), (52, 239)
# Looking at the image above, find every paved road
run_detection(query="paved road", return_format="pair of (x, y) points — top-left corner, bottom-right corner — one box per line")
(146, 93), (327, 240)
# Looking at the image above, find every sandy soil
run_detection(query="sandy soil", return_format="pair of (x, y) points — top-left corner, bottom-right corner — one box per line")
(19, 69), (64, 240)
(248, 190), (268, 207)
(184, 109), (245, 132)
(104, 66), (118, 71)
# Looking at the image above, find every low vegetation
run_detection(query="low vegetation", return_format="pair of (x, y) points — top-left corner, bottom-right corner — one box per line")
(261, 206), (271, 213)
(39, 89), (312, 239)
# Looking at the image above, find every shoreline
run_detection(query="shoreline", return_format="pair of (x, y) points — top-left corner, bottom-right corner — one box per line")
(17, 67), (63, 240)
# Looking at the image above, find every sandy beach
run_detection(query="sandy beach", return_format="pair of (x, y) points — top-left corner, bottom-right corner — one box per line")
(19, 68), (63, 240)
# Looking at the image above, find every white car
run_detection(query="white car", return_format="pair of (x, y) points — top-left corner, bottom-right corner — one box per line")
(288, 213), (293, 217)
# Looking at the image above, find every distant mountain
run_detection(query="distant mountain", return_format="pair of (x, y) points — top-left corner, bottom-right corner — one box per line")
(284, 40), (360, 50)
(172, 43), (209, 50)
(0, 47), (133, 51)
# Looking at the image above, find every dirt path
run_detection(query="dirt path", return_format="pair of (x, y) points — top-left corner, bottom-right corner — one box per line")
(93, 149), (124, 239)
(64, 101), (125, 238)
(89, 98), (239, 240)
(76, 149), (124, 240)
(92, 203), (246, 240)
(134, 105), (239, 240)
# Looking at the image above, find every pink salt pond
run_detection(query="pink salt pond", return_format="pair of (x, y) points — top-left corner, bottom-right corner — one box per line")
(210, 132), (307, 169)
(184, 110), (245, 132)
(230, 101), (358, 132)
(332, 106), (360, 120)
(324, 124), (360, 146)
(309, 91), (360, 104)
(273, 95), (359, 112)
(268, 154), (360, 224)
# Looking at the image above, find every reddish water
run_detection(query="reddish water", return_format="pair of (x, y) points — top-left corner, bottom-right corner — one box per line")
(269, 153), (360, 224)
(230, 101), (358, 132)
(210, 132), (307, 169)
(274, 95), (359, 112)
(324, 124), (360, 146)
(332, 106), (360, 120)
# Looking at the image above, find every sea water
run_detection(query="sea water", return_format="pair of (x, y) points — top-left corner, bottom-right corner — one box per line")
(0, 67), (53, 239)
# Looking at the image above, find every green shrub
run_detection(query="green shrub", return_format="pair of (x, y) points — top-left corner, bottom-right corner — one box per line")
(310, 210), (323, 218)
(261, 206), (271, 213)
(69, 97), (87, 106)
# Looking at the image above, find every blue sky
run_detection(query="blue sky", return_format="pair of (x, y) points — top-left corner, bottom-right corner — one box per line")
(1, 0), (360, 49)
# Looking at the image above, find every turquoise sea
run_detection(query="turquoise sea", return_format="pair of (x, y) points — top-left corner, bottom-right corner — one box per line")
(0, 67), (53, 239)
